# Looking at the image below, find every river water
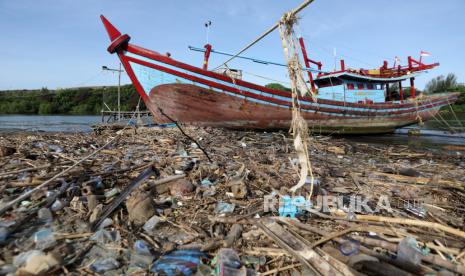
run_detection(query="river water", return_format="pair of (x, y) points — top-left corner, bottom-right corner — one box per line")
(0, 114), (464, 150)
(0, 115), (102, 132)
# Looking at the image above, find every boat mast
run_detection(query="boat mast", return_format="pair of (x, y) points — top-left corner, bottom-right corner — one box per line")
(203, 21), (213, 70)
(297, 37), (316, 93)
(408, 56), (416, 98)
(213, 0), (315, 71)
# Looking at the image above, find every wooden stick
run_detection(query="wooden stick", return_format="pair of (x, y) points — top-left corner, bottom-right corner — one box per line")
(0, 164), (52, 177)
(145, 174), (186, 189)
(261, 263), (302, 276)
(352, 214), (465, 239)
(372, 171), (464, 188)
(242, 247), (290, 257)
(311, 227), (354, 248)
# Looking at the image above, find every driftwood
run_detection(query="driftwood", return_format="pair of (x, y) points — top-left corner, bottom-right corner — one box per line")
(256, 218), (353, 275)
(348, 213), (465, 239)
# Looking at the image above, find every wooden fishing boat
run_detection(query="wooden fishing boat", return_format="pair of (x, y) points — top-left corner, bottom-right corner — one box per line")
(100, 15), (459, 134)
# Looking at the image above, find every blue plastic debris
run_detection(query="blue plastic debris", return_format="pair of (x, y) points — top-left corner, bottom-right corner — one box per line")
(158, 123), (177, 128)
(150, 249), (207, 275)
(201, 178), (213, 187)
(278, 196), (312, 218)
(279, 196), (298, 218)
(215, 201), (235, 214)
(129, 240), (153, 271)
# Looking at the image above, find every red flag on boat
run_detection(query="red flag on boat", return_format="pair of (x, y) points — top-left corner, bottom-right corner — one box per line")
(420, 51), (431, 57)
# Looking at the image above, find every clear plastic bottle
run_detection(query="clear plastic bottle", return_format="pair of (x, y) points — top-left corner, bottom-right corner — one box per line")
(213, 248), (244, 276)
(33, 228), (56, 250)
(38, 208), (53, 224)
(90, 258), (120, 273)
(397, 237), (423, 265)
(129, 240), (153, 270)
(143, 215), (161, 234)
(339, 240), (360, 256)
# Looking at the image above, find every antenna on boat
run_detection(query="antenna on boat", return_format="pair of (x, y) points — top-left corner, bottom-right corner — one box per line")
(203, 21), (213, 70)
(333, 47), (337, 71)
(205, 20), (212, 44)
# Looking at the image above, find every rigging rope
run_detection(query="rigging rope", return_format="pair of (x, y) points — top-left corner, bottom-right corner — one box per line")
(447, 102), (465, 132)
(421, 97), (464, 137)
(241, 70), (291, 86)
(213, 0), (315, 70)
(301, 34), (392, 64)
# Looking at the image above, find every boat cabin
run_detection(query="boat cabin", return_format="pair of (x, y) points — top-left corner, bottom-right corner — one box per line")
(313, 70), (422, 104)
(315, 78), (385, 103)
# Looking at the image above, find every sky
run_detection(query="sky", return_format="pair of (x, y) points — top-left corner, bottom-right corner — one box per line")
(0, 0), (464, 90)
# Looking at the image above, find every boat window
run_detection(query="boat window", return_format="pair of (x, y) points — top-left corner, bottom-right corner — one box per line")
(367, 84), (374, 89)
(376, 84), (384, 90)
(357, 83), (365, 89)
(347, 83), (354, 90)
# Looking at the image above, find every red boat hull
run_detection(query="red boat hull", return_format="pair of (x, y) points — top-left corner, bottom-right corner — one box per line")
(148, 83), (454, 134)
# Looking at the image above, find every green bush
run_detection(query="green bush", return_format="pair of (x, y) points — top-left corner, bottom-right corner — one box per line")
(38, 103), (52, 115)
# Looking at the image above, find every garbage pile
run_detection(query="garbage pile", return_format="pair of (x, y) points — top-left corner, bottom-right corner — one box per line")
(0, 126), (464, 275)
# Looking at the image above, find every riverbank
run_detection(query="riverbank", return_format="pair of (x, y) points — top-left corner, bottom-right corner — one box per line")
(0, 126), (464, 274)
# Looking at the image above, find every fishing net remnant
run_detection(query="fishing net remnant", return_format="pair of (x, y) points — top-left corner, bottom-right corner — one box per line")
(278, 12), (316, 194)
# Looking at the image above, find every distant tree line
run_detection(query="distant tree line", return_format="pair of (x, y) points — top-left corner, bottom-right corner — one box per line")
(0, 74), (463, 115)
(422, 73), (465, 111)
(0, 85), (145, 115)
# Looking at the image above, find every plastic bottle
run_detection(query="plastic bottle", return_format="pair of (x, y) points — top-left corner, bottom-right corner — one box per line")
(151, 249), (207, 275)
(50, 199), (64, 212)
(33, 228), (56, 250)
(13, 250), (43, 267)
(90, 258), (120, 273)
(90, 229), (121, 244)
(38, 208), (53, 224)
(143, 215), (161, 234)
(339, 240), (360, 256)
(0, 227), (9, 242)
(213, 248), (244, 276)
(104, 187), (120, 198)
(129, 240), (153, 270)
(397, 237), (423, 265)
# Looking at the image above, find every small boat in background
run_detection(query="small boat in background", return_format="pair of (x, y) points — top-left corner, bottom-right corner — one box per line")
(100, 15), (459, 134)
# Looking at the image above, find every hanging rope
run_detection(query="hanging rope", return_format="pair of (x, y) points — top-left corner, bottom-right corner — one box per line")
(413, 98), (424, 127)
(278, 12), (315, 195)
